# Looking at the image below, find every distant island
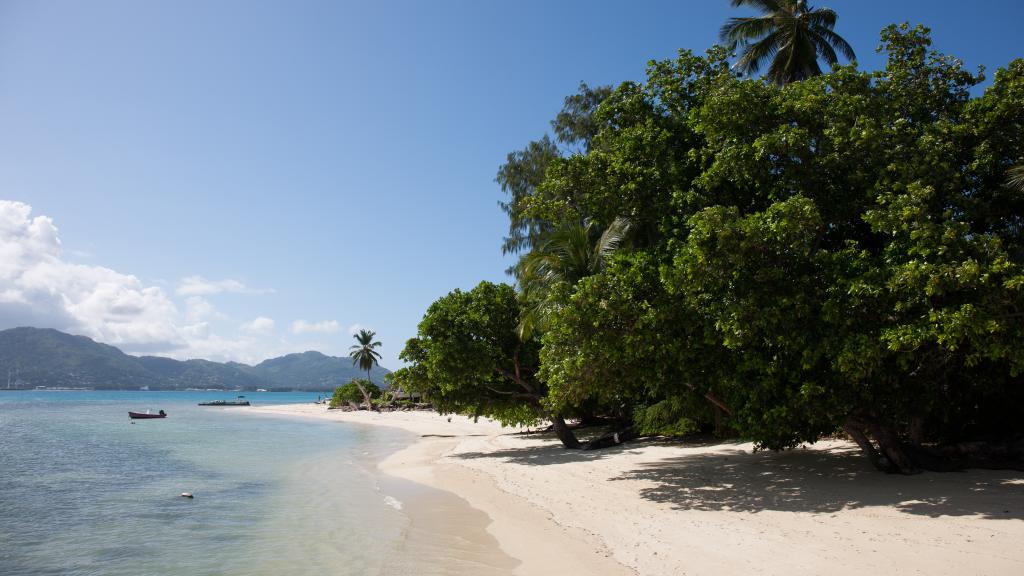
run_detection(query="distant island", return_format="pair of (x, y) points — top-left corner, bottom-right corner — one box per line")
(0, 327), (389, 391)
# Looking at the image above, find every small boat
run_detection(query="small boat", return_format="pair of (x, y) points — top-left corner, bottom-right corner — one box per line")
(129, 410), (167, 419)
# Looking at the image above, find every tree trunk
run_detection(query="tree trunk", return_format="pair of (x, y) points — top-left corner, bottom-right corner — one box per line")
(846, 411), (1024, 473)
(908, 416), (925, 446)
(550, 414), (581, 449)
(353, 379), (374, 412)
(843, 418), (887, 471)
(582, 426), (636, 450)
(845, 412), (920, 474)
(865, 418), (920, 474)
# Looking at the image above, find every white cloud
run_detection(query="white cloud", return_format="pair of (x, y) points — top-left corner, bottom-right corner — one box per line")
(241, 316), (275, 335)
(291, 319), (341, 334)
(0, 200), (185, 351)
(0, 201), (352, 366)
(175, 275), (272, 297)
(184, 296), (220, 323)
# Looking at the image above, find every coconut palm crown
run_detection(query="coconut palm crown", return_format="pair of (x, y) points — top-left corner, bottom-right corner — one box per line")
(515, 217), (631, 339)
(349, 329), (383, 382)
(720, 0), (855, 85)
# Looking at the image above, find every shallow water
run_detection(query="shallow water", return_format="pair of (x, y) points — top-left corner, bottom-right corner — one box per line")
(0, 390), (519, 575)
(0, 391), (409, 575)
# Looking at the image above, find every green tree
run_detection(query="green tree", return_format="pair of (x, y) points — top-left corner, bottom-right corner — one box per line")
(508, 24), (1024, 472)
(330, 379), (381, 409)
(720, 0), (855, 85)
(516, 216), (630, 339)
(348, 329), (382, 410)
(401, 281), (582, 448)
(540, 252), (730, 435)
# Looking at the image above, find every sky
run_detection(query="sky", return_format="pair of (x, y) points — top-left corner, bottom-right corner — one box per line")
(1, 0), (1022, 369)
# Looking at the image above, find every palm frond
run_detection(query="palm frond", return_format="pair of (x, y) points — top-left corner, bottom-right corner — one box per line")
(594, 217), (632, 270)
(720, 15), (778, 44)
(736, 30), (783, 75)
(808, 30), (840, 65)
(814, 26), (856, 61)
(804, 7), (837, 28)
(724, 0), (854, 84)
(1008, 164), (1024, 192)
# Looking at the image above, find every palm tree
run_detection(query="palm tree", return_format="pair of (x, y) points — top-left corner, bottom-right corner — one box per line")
(349, 329), (382, 410)
(720, 0), (855, 85)
(516, 217), (631, 339)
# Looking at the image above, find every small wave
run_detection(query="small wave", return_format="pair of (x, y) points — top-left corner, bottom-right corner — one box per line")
(383, 495), (403, 510)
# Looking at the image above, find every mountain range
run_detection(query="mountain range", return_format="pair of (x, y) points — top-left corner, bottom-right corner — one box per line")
(0, 327), (390, 391)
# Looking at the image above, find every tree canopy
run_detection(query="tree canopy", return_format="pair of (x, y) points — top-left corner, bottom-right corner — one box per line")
(404, 24), (1024, 472)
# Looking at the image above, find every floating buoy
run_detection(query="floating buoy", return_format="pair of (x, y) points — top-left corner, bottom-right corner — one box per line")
(181, 492), (194, 499)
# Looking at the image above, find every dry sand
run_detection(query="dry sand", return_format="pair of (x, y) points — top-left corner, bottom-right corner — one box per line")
(247, 404), (1024, 576)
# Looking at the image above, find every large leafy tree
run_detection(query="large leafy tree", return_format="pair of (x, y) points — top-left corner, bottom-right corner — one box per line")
(400, 282), (582, 448)
(527, 25), (1024, 472)
(348, 329), (382, 409)
(720, 0), (855, 85)
(540, 252), (731, 435)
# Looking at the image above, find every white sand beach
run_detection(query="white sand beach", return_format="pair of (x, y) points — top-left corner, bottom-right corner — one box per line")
(247, 404), (1024, 576)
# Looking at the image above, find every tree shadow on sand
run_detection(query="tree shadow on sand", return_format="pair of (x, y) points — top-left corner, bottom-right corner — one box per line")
(611, 444), (1024, 520)
(453, 434), (684, 465)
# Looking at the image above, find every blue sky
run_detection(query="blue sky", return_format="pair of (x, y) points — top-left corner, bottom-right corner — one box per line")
(1, 0), (1021, 368)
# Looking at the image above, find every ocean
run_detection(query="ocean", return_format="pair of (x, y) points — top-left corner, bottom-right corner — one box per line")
(0, 391), (515, 575)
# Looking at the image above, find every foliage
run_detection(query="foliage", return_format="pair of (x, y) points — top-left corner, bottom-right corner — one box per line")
(516, 216), (631, 339)
(330, 379), (381, 408)
(1009, 164), (1024, 193)
(413, 23), (1024, 471)
(721, 0), (856, 85)
(402, 282), (545, 427)
(349, 329), (383, 379)
(633, 399), (699, 438)
(533, 25), (1024, 471)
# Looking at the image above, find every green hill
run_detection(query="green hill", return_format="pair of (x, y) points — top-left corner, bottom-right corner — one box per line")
(253, 351), (390, 389)
(0, 327), (389, 391)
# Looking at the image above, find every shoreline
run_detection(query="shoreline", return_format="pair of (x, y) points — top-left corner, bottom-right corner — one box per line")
(247, 404), (1024, 576)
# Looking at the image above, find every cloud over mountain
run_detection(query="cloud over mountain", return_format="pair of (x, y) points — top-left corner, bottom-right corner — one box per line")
(0, 200), (185, 352)
(0, 201), (293, 363)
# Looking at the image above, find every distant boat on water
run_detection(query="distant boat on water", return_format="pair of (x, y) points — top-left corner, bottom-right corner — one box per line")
(129, 410), (166, 419)
(198, 396), (250, 406)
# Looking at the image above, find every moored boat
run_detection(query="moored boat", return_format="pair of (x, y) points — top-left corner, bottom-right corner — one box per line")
(200, 394), (249, 407)
(129, 410), (166, 419)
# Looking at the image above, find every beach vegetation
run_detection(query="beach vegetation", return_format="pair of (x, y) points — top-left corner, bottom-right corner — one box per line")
(399, 281), (582, 448)
(330, 379), (381, 409)
(406, 23), (1024, 473)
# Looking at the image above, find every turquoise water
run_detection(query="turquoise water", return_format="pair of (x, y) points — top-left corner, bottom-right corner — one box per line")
(0, 391), (412, 575)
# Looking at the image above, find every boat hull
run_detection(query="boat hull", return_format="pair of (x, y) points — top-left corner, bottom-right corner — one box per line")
(128, 411), (166, 419)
